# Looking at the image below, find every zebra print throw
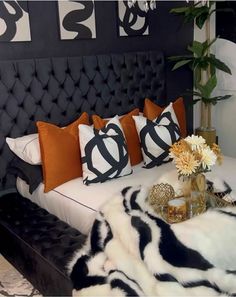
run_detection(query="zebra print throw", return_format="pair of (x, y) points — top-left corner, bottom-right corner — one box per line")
(68, 185), (236, 296)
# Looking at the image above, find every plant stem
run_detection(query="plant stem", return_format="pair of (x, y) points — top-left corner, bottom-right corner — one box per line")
(207, 104), (212, 128)
(202, 2), (212, 129)
(206, 2), (213, 129)
(200, 102), (207, 129)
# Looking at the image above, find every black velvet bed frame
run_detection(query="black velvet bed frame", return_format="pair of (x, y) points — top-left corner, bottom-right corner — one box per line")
(0, 51), (166, 192)
(0, 51), (170, 295)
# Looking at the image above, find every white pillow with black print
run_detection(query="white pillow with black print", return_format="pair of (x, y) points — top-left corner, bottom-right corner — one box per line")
(79, 116), (132, 185)
(156, 102), (180, 126)
(6, 134), (41, 165)
(133, 104), (180, 168)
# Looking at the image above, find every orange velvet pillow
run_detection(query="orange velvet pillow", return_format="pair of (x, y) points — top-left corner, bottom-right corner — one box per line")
(143, 97), (187, 137)
(92, 109), (142, 166)
(37, 112), (89, 192)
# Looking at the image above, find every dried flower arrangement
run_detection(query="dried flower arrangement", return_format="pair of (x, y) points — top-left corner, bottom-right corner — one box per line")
(169, 135), (222, 178)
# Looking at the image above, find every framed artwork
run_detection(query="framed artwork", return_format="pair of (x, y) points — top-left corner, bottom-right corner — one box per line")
(118, 0), (149, 37)
(0, 1), (31, 42)
(58, 0), (96, 40)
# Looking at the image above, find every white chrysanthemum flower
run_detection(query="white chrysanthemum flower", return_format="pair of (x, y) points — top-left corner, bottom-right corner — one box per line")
(185, 135), (206, 151)
(175, 151), (200, 176)
(200, 147), (217, 170)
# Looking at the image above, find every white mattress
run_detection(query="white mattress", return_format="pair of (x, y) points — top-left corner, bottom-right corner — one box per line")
(17, 156), (236, 234)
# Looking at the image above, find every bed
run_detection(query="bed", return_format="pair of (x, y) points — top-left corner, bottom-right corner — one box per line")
(16, 155), (236, 235)
(0, 50), (168, 295)
(0, 51), (166, 192)
(1, 50), (236, 296)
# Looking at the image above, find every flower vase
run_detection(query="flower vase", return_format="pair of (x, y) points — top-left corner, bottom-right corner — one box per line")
(187, 173), (207, 217)
(195, 102), (216, 146)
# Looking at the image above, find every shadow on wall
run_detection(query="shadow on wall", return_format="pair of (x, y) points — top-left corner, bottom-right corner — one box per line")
(214, 38), (236, 158)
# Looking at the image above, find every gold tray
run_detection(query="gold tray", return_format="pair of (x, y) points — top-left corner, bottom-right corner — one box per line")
(153, 192), (232, 224)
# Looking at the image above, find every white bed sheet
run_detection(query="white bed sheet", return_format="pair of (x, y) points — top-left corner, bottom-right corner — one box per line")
(17, 156), (236, 234)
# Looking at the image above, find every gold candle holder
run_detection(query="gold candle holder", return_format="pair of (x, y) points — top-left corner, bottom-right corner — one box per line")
(167, 198), (187, 223)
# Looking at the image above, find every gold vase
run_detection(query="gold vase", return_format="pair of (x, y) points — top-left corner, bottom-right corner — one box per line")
(196, 102), (216, 146)
(186, 173), (207, 217)
(195, 127), (216, 147)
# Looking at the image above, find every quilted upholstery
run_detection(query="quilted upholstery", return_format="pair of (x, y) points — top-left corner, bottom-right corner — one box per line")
(0, 193), (86, 295)
(0, 51), (165, 191)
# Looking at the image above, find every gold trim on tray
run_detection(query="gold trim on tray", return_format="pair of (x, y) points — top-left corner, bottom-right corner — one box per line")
(148, 183), (232, 224)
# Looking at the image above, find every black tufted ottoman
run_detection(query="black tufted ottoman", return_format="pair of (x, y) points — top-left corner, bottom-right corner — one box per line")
(0, 193), (86, 296)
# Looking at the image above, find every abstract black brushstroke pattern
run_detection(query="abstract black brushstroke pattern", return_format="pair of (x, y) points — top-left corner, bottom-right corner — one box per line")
(119, 1), (148, 36)
(0, 1), (28, 41)
(82, 123), (131, 185)
(62, 1), (94, 39)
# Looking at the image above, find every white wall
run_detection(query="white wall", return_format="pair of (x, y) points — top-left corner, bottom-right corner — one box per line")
(213, 38), (236, 158)
(213, 92), (236, 158)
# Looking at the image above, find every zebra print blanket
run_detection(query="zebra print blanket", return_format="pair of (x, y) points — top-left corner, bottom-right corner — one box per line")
(68, 186), (236, 296)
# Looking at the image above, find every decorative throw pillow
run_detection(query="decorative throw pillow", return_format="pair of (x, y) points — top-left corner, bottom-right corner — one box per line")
(155, 102), (179, 126)
(7, 156), (43, 194)
(79, 116), (132, 185)
(92, 108), (142, 166)
(37, 112), (89, 192)
(6, 133), (41, 165)
(143, 97), (187, 137)
(133, 107), (181, 168)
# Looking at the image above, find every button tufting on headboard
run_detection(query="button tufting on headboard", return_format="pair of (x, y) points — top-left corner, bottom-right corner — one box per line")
(0, 51), (165, 191)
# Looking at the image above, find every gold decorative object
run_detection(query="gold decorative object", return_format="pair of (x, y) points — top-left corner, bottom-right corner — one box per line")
(148, 183), (175, 212)
(195, 127), (216, 147)
(191, 173), (206, 192)
(160, 192), (232, 224)
(148, 181), (232, 224)
(206, 192), (232, 208)
(167, 198), (187, 223)
(186, 173), (207, 217)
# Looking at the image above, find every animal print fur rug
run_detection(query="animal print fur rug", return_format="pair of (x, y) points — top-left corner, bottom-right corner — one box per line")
(68, 186), (236, 296)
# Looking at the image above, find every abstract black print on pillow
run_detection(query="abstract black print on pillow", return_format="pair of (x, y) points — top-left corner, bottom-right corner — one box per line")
(118, 0), (149, 36)
(58, 0), (96, 40)
(0, 1), (31, 42)
(79, 117), (132, 185)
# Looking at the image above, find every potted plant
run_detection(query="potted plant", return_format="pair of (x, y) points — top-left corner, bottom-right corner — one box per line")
(169, 1), (232, 145)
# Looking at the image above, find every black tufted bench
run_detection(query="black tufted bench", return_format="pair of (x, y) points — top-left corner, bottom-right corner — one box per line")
(0, 193), (86, 296)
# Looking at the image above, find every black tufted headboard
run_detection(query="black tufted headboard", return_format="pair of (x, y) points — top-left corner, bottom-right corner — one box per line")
(0, 51), (166, 191)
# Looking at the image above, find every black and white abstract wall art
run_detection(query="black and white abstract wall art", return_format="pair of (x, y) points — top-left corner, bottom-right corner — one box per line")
(0, 1), (31, 42)
(118, 0), (149, 37)
(58, 0), (96, 40)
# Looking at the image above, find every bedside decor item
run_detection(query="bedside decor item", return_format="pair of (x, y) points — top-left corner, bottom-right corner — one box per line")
(167, 198), (187, 223)
(169, 135), (222, 178)
(169, 1), (232, 145)
(188, 173), (206, 216)
(155, 190), (231, 224)
(148, 183), (175, 212)
(169, 135), (222, 211)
